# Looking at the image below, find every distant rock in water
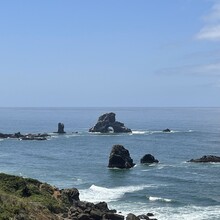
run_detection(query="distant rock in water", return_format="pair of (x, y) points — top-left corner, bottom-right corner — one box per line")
(108, 145), (135, 169)
(163, 128), (171, 132)
(140, 154), (159, 164)
(57, 122), (66, 134)
(0, 132), (49, 141)
(89, 112), (132, 133)
(188, 155), (220, 163)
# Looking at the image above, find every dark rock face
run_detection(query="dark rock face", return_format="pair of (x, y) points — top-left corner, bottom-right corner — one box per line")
(57, 122), (66, 134)
(68, 200), (123, 220)
(163, 128), (171, 132)
(126, 213), (141, 220)
(108, 145), (135, 169)
(89, 112), (132, 133)
(140, 154), (159, 164)
(61, 188), (80, 204)
(188, 155), (220, 163)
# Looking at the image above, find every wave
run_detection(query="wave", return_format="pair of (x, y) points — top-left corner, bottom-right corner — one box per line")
(148, 196), (173, 203)
(132, 131), (148, 135)
(79, 184), (156, 203)
(115, 204), (220, 220)
(153, 205), (220, 220)
(131, 130), (192, 135)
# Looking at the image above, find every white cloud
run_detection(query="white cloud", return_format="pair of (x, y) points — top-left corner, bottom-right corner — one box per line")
(197, 25), (220, 40)
(196, 2), (220, 41)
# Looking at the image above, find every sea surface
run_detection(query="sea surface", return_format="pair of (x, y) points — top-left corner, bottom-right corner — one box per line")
(0, 107), (220, 220)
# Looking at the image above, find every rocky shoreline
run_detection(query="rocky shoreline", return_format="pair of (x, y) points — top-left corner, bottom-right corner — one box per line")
(0, 173), (157, 220)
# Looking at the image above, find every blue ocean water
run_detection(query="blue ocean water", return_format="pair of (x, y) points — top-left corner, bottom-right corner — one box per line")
(0, 107), (220, 220)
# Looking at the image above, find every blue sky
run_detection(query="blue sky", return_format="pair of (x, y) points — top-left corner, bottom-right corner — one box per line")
(0, 0), (220, 107)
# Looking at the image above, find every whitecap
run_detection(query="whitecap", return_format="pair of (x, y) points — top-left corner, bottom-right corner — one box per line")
(132, 130), (148, 135)
(79, 184), (155, 203)
(148, 196), (173, 203)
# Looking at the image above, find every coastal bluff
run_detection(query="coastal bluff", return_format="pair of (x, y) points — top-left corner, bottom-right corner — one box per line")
(89, 112), (132, 133)
(0, 173), (155, 220)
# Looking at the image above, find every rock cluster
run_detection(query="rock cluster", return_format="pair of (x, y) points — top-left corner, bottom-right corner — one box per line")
(108, 145), (135, 169)
(0, 132), (49, 140)
(89, 112), (132, 133)
(188, 155), (220, 163)
(126, 213), (157, 220)
(68, 200), (124, 220)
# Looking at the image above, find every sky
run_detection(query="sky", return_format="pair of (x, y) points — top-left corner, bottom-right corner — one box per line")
(0, 0), (220, 107)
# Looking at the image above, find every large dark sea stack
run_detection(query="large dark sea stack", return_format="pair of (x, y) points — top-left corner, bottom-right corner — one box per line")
(140, 154), (159, 164)
(89, 112), (132, 133)
(57, 122), (66, 134)
(188, 155), (220, 163)
(108, 145), (135, 169)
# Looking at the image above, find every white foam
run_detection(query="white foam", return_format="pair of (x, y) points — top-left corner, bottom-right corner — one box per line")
(113, 203), (220, 220)
(79, 184), (155, 203)
(153, 205), (220, 220)
(148, 196), (173, 203)
(132, 130), (148, 135)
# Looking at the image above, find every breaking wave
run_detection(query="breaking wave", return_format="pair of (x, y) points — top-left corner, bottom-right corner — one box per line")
(148, 196), (173, 203)
(79, 184), (156, 203)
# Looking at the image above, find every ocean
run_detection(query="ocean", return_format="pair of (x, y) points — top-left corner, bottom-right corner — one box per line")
(0, 107), (220, 220)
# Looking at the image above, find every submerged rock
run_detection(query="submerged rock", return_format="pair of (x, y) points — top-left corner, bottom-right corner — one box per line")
(108, 145), (135, 169)
(140, 154), (159, 164)
(188, 155), (220, 163)
(89, 112), (132, 133)
(163, 128), (171, 132)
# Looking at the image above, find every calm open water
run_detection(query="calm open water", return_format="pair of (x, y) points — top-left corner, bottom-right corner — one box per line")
(0, 107), (220, 220)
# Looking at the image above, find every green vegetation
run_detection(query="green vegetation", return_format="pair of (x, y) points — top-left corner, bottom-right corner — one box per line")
(0, 173), (68, 220)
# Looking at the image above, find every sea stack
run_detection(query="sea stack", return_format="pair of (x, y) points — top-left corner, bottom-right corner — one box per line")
(108, 145), (135, 169)
(57, 122), (66, 134)
(89, 112), (132, 133)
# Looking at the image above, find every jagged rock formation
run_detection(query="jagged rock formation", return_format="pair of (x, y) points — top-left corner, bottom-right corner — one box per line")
(140, 154), (159, 164)
(89, 112), (132, 133)
(188, 155), (220, 163)
(108, 145), (135, 169)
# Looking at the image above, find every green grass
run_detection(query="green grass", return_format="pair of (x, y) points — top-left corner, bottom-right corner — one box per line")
(0, 173), (68, 219)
